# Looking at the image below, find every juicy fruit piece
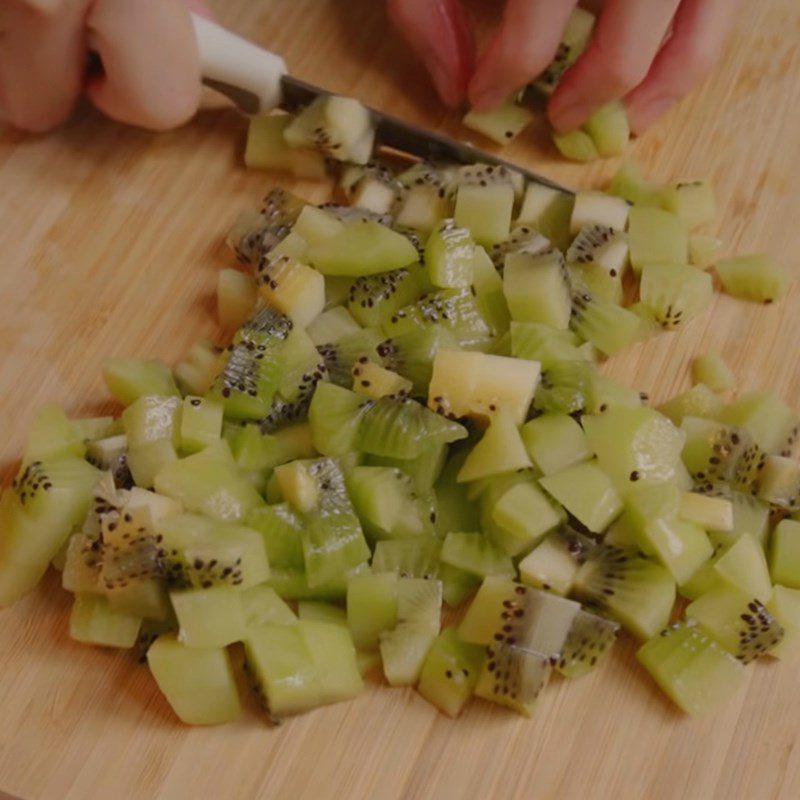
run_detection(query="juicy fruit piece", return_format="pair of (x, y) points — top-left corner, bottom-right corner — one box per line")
(154, 441), (264, 522)
(171, 586), (247, 648)
(659, 386), (724, 426)
(102, 359), (179, 406)
(1, 457), (100, 606)
(456, 409), (533, 483)
(417, 627), (484, 717)
(306, 221), (418, 277)
(347, 265), (427, 328)
(474, 643), (550, 716)
(307, 307), (360, 345)
(768, 586), (800, 659)
(686, 586), (783, 662)
(720, 390), (797, 454)
(424, 220), (474, 288)
(217, 268), (257, 330)
(284, 94), (374, 163)
(462, 100), (534, 145)
(241, 584), (297, 627)
(298, 601), (346, 626)
(459, 578), (580, 653)
(689, 234), (722, 268)
(557, 610), (620, 678)
(488, 480), (564, 556)
(583, 407), (686, 490)
(608, 160), (661, 206)
(583, 102), (630, 158)
(180, 397), (223, 454)
(639, 264), (713, 330)
(244, 114), (327, 178)
(371, 538), (441, 579)
(518, 530), (588, 596)
(510, 322), (586, 368)
(574, 546), (676, 639)
(352, 361), (412, 400)
(553, 129), (599, 162)
(637, 620), (745, 716)
(347, 571), (398, 649)
(503, 250), (571, 329)
(428, 349), (540, 426)
(770, 519), (800, 588)
(440, 533), (514, 580)
(570, 192), (630, 235)
(757, 455), (800, 510)
(660, 181), (716, 230)
(148, 634), (242, 725)
(627, 207), (688, 274)
(454, 181), (514, 246)
(713, 534), (772, 602)
(23, 404), (86, 463)
(569, 295), (642, 357)
(532, 360), (593, 416)
(535, 7), (595, 93)
(692, 353), (736, 393)
(521, 414), (591, 475)
(257, 255), (325, 326)
(297, 620), (364, 704)
(308, 382), (368, 456)
(516, 184), (574, 252)
(69, 593), (141, 648)
(716, 254), (789, 303)
(539, 461), (623, 534)
(679, 492), (734, 531)
(174, 340), (221, 396)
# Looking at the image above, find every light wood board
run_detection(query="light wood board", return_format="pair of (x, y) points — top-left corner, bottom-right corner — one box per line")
(1, 2), (799, 798)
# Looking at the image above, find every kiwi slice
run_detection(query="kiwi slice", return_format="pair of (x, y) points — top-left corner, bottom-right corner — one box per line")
(170, 585), (247, 649)
(371, 538), (441, 579)
(503, 250), (572, 329)
(533, 360), (593, 415)
(660, 180), (716, 230)
(757, 455), (800, 510)
(716, 254), (789, 304)
(557, 609), (620, 678)
(516, 183), (574, 252)
(245, 503), (305, 570)
(636, 620), (745, 716)
(462, 100), (534, 146)
(573, 545), (676, 639)
(347, 264), (427, 327)
(639, 264), (713, 330)
(518, 528), (594, 596)
(627, 206), (688, 274)
(376, 328), (459, 395)
(569, 292), (642, 357)
(242, 584), (297, 628)
(69, 593), (142, 649)
(425, 219), (475, 288)
(317, 327), (385, 387)
(720, 390), (798, 455)
(102, 359), (180, 407)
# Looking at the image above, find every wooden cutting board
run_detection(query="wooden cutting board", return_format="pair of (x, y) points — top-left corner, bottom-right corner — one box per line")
(1, 2), (799, 798)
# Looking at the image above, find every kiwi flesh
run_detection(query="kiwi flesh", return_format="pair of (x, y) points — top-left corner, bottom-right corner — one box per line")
(462, 100), (534, 146)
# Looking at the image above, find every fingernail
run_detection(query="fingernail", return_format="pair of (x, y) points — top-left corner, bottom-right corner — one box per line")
(425, 56), (461, 108)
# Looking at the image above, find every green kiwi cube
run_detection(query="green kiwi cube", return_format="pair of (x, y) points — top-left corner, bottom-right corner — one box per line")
(536, 7), (595, 93)
(515, 184), (574, 252)
(459, 577), (579, 654)
(244, 623), (323, 716)
(570, 296), (642, 357)
(346, 466), (433, 540)
(509, 322), (585, 368)
(557, 609), (619, 678)
(148, 633), (242, 725)
(757, 456), (800, 510)
(246, 504), (304, 569)
(244, 113), (327, 178)
(679, 492), (733, 532)
(767, 586), (800, 659)
(570, 191), (630, 235)
(308, 382), (367, 457)
(691, 353), (736, 394)
(425, 220), (475, 288)
(688, 234), (722, 268)
(585, 374), (642, 416)
(553, 129), (599, 162)
(633, 514), (713, 585)
(713, 534), (772, 602)
(686, 586), (783, 662)
(716, 254), (789, 304)
(23, 404), (86, 463)
(636, 620), (745, 716)
(503, 250), (571, 329)
(417, 627), (484, 717)
(521, 414), (591, 475)
(69, 593), (142, 648)
(770, 519), (800, 588)
(462, 100), (534, 145)
(454, 182), (514, 246)
(291, 205), (344, 245)
(346, 572), (399, 649)
(297, 619), (364, 702)
(518, 532), (583, 596)
(440, 533), (515, 580)
(371, 538), (441, 579)
(306, 220), (418, 277)
(302, 513), (371, 589)
(660, 180), (716, 230)
(217, 268), (257, 331)
(489, 481), (564, 555)
(174, 340), (221, 397)
(607, 160), (661, 206)
(125, 440), (177, 489)
(179, 397), (223, 454)
(582, 102), (630, 158)
(297, 601), (347, 626)
(639, 263), (713, 330)
(573, 547), (676, 639)
(456, 409), (533, 483)
(720, 390), (797, 454)
(679, 554), (722, 601)
(106, 578), (170, 622)
(583, 407), (686, 491)
(242, 584), (297, 627)
(266, 566), (349, 602)
(62, 533), (102, 594)
(474, 643), (551, 716)
(102, 359), (179, 406)
(434, 484), (479, 538)
(380, 622), (438, 686)
(627, 206), (688, 274)
(258, 256), (326, 328)
(367, 443), (447, 496)
(154, 441), (264, 522)
(539, 461), (623, 533)
(347, 265), (427, 328)
(440, 562), (481, 608)
(659, 385), (725, 426)
(170, 586), (247, 648)
(122, 395), (182, 448)
(307, 307), (361, 346)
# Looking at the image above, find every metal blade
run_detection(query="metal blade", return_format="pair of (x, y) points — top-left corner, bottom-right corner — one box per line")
(280, 75), (570, 193)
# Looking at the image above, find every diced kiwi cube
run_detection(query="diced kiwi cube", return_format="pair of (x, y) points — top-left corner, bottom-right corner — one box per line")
(770, 519), (800, 588)
(347, 572), (399, 650)
(171, 586), (248, 648)
(69, 593), (142, 648)
(521, 414), (591, 475)
(489, 481), (564, 555)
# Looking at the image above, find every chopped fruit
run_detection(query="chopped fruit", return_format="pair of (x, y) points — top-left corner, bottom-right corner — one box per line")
(716, 254), (789, 304)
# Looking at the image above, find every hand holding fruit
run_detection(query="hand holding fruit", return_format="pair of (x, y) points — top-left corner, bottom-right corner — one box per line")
(0, 0), (206, 132)
(387, 0), (741, 134)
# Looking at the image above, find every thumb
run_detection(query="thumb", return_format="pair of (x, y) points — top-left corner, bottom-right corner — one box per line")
(387, 0), (474, 108)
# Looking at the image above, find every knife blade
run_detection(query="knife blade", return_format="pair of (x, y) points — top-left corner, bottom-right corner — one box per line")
(194, 14), (569, 194)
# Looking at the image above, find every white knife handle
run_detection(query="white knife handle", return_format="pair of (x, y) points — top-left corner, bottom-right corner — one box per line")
(191, 13), (287, 113)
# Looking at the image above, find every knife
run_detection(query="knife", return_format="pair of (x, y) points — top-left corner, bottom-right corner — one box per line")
(191, 14), (569, 194)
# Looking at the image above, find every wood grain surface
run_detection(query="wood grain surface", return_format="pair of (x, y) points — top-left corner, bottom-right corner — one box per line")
(1, 2), (799, 799)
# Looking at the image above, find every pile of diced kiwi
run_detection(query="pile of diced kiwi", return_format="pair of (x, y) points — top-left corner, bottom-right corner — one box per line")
(1, 54), (797, 727)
